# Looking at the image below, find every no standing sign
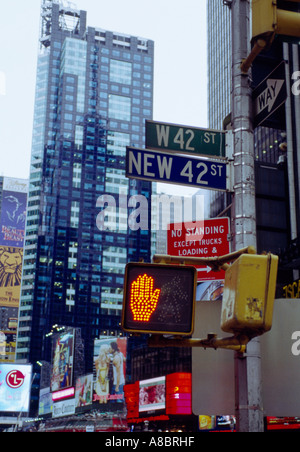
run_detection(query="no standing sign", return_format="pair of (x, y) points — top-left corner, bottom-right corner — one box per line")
(167, 217), (230, 282)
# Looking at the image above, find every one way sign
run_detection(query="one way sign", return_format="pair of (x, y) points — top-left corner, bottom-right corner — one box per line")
(253, 61), (287, 129)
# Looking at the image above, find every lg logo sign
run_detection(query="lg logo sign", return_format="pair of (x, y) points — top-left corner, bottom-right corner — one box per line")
(5, 369), (26, 389)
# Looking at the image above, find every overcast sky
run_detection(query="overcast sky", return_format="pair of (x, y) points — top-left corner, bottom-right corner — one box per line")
(0, 0), (208, 196)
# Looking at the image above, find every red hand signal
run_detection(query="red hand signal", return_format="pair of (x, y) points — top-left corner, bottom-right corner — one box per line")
(130, 274), (161, 322)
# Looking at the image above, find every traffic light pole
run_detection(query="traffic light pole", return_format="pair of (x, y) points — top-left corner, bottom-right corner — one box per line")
(231, 0), (264, 432)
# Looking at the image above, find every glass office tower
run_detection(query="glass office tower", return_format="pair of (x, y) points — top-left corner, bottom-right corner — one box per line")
(207, 0), (231, 131)
(16, 0), (154, 373)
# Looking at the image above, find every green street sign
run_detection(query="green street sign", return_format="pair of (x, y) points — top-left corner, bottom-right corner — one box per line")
(145, 120), (226, 158)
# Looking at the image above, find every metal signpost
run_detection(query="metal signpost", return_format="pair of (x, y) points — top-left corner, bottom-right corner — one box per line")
(126, 146), (231, 191)
(231, 0), (263, 432)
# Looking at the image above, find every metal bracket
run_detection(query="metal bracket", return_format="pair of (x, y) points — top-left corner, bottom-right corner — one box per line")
(153, 245), (256, 272)
(148, 333), (249, 353)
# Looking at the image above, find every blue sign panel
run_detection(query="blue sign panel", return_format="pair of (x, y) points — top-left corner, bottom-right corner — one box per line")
(126, 147), (228, 191)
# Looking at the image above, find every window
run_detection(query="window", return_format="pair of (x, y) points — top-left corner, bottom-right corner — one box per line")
(70, 201), (80, 228)
(110, 60), (132, 85)
(75, 125), (83, 149)
(108, 95), (131, 121)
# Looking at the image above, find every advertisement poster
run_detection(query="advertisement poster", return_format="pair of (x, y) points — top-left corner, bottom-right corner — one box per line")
(0, 178), (28, 362)
(139, 376), (166, 413)
(75, 374), (93, 408)
(0, 246), (23, 362)
(93, 337), (127, 405)
(0, 178), (28, 248)
(0, 246), (23, 308)
(38, 387), (53, 416)
(0, 364), (32, 412)
(51, 328), (75, 392)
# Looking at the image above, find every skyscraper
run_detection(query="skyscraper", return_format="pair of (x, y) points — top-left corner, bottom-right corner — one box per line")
(16, 0), (154, 373)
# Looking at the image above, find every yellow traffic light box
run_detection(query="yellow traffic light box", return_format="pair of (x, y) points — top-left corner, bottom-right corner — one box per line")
(252, 0), (300, 45)
(121, 262), (197, 335)
(221, 253), (278, 336)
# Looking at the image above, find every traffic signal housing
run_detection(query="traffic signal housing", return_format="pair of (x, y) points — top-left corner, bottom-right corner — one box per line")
(221, 253), (278, 336)
(252, 0), (300, 46)
(121, 262), (197, 335)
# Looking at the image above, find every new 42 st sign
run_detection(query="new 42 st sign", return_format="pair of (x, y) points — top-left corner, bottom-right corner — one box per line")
(126, 147), (230, 191)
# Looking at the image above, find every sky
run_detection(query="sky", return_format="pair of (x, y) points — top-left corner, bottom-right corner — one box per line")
(0, 0), (208, 197)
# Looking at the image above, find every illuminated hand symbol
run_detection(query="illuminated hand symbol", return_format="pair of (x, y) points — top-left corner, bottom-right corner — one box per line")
(130, 274), (161, 322)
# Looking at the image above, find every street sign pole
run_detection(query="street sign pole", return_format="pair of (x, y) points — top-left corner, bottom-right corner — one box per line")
(231, 0), (263, 432)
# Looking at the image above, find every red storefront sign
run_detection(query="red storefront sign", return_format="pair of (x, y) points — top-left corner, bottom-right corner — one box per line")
(167, 218), (230, 282)
(124, 373), (192, 421)
(166, 373), (192, 415)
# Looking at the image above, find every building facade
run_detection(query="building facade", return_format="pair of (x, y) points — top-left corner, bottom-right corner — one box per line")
(16, 0), (154, 373)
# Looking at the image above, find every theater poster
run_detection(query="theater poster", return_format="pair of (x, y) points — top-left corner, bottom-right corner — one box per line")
(0, 177), (28, 248)
(0, 178), (28, 362)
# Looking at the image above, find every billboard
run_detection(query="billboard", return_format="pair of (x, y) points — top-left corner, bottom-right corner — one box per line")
(124, 372), (192, 421)
(51, 328), (75, 393)
(38, 387), (53, 416)
(75, 374), (93, 408)
(0, 177), (28, 247)
(0, 177), (28, 363)
(93, 337), (127, 405)
(0, 364), (32, 412)
(139, 376), (166, 413)
(0, 246), (23, 307)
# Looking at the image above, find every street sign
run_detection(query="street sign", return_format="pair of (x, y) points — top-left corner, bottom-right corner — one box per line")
(167, 218), (230, 282)
(126, 147), (229, 191)
(253, 61), (287, 128)
(145, 120), (226, 158)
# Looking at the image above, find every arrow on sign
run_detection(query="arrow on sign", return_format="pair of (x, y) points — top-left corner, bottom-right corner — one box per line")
(255, 79), (285, 116)
(197, 266), (212, 274)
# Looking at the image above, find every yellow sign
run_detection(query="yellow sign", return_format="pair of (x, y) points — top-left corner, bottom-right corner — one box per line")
(0, 246), (23, 308)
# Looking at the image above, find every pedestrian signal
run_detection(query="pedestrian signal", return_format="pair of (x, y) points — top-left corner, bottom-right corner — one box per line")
(121, 263), (197, 335)
(221, 253), (278, 336)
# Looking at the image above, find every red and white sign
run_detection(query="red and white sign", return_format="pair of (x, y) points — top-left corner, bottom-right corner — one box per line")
(167, 217), (230, 282)
(6, 369), (25, 389)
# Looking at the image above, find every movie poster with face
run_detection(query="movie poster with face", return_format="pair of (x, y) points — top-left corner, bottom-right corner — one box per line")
(93, 337), (127, 405)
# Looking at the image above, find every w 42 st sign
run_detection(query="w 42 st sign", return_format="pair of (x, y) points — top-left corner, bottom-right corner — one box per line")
(145, 120), (226, 158)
